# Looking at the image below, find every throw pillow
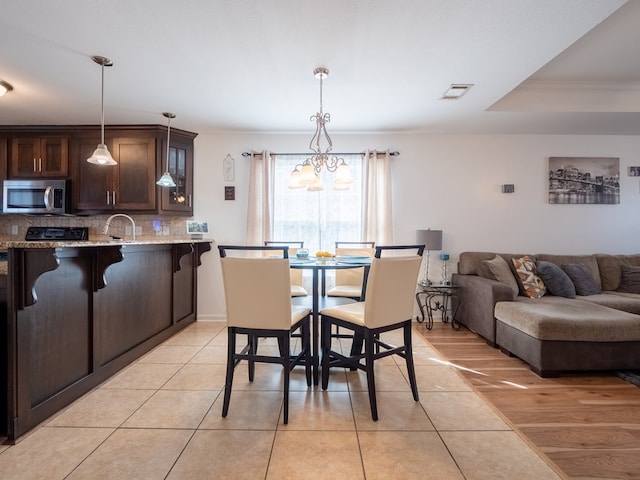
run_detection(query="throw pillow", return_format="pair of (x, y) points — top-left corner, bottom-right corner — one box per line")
(482, 255), (519, 299)
(511, 255), (546, 298)
(536, 261), (576, 298)
(617, 265), (640, 294)
(560, 263), (601, 296)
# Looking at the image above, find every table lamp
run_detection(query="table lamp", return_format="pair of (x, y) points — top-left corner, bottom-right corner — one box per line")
(416, 229), (443, 286)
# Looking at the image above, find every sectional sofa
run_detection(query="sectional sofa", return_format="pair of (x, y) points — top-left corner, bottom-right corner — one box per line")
(452, 252), (640, 377)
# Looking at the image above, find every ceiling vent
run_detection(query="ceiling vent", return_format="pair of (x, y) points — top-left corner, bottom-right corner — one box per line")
(441, 84), (473, 100)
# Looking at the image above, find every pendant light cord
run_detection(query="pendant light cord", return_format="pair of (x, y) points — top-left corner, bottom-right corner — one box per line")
(166, 115), (171, 171)
(100, 61), (105, 145)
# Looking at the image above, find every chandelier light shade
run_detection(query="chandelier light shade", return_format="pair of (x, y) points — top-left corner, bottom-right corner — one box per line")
(87, 55), (117, 165)
(289, 67), (351, 191)
(157, 112), (177, 187)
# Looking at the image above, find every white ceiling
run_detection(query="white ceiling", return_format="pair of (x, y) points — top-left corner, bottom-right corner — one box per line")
(1, 0), (639, 135)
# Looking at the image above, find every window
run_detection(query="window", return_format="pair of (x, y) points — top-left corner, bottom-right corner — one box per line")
(272, 154), (363, 254)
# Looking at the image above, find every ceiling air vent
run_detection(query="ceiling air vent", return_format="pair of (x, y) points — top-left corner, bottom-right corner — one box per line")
(441, 84), (473, 100)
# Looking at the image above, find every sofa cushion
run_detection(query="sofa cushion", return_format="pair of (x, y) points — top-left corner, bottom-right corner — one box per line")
(482, 255), (519, 299)
(561, 263), (601, 296)
(536, 261), (576, 298)
(458, 252), (534, 276)
(494, 296), (640, 342)
(580, 292), (640, 315)
(536, 254), (602, 291)
(617, 265), (640, 294)
(511, 255), (546, 298)
(596, 254), (640, 291)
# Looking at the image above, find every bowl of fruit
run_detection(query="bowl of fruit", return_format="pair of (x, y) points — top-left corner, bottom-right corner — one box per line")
(315, 251), (335, 264)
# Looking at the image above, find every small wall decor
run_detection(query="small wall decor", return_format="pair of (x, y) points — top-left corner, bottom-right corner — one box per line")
(548, 156), (619, 204)
(501, 184), (515, 193)
(628, 166), (640, 177)
(223, 154), (235, 182)
(224, 186), (235, 201)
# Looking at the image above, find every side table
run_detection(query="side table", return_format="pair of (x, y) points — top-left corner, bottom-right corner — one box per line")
(415, 283), (460, 330)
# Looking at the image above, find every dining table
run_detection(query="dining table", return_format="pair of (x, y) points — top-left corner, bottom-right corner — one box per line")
(290, 256), (372, 385)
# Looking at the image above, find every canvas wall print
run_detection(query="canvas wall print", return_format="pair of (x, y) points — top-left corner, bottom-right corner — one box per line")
(548, 157), (619, 204)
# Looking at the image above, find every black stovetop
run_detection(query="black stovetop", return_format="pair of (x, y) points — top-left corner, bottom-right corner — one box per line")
(25, 227), (89, 241)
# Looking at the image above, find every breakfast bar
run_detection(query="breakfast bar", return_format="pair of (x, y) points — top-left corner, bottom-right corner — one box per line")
(0, 238), (211, 442)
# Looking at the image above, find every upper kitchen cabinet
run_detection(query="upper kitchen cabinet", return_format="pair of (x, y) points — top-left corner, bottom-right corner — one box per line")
(159, 130), (195, 215)
(10, 135), (69, 178)
(0, 136), (7, 206)
(69, 125), (196, 214)
(71, 132), (156, 212)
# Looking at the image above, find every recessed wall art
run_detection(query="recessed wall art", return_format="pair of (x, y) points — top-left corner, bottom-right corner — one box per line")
(548, 156), (619, 204)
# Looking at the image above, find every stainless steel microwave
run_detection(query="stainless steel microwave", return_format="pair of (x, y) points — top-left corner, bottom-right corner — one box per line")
(3, 179), (69, 214)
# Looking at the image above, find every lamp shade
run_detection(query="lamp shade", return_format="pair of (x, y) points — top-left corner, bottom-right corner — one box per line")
(87, 143), (117, 165)
(156, 171), (176, 187)
(416, 229), (443, 250)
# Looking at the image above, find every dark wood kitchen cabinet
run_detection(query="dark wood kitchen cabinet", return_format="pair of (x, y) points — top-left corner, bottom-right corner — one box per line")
(72, 135), (156, 211)
(159, 131), (194, 214)
(2, 241), (212, 441)
(0, 136), (7, 207)
(0, 125), (197, 215)
(69, 126), (196, 214)
(10, 135), (69, 178)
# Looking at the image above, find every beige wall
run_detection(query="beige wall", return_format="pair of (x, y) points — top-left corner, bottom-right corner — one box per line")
(193, 132), (640, 320)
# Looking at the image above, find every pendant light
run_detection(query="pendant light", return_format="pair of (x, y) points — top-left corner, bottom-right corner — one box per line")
(87, 55), (117, 165)
(288, 67), (351, 191)
(157, 112), (177, 187)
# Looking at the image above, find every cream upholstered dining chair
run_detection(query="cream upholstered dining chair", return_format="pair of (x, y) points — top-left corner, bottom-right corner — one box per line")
(265, 241), (308, 297)
(326, 241), (375, 300)
(320, 244), (424, 421)
(218, 245), (312, 424)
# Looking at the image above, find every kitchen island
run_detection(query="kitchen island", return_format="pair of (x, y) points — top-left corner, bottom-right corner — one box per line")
(0, 238), (212, 442)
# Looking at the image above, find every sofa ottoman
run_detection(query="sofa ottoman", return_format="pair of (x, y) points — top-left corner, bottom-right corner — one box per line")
(495, 296), (640, 376)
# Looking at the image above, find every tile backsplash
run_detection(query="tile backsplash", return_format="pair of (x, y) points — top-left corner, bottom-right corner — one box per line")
(0, 214), (193, 241)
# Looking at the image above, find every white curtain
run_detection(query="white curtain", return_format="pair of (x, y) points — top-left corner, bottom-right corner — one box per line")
(246, 149), (393, 247)
(363, 149), (393, 245)
(246, 150), (274, 245)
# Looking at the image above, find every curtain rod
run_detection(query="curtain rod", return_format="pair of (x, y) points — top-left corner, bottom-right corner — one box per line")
(241, 150), (399, 157)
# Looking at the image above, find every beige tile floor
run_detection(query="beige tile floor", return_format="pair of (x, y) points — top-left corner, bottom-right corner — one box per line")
(0, 321), (565, 479)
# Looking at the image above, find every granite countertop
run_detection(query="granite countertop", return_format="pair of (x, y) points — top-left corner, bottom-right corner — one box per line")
(0, 237), (214, 249)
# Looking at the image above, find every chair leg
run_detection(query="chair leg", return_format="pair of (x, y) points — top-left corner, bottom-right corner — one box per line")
(222, 327), (236, 417)
(404, 322), (419, 401)
(282, 332), (291, 424)
(364, 329), (378, 421)
(321, 317), (332, 390)
(248, 334), (257, 382)
(349, 330), (364, 370)
(302, 317), (312, 386)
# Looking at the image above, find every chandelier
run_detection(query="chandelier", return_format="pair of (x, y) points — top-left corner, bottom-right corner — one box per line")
(289, 67), (352, 191)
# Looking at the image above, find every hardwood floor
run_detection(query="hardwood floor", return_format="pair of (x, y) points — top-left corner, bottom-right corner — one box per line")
(416, 320), (640, 480)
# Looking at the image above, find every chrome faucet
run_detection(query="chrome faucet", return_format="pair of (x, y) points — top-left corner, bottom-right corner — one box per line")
(102, 213), (136, 241)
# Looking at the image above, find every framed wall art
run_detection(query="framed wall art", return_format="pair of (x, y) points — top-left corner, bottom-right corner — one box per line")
(548, 156), (619, 204)
(628, 166), (640, 177)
